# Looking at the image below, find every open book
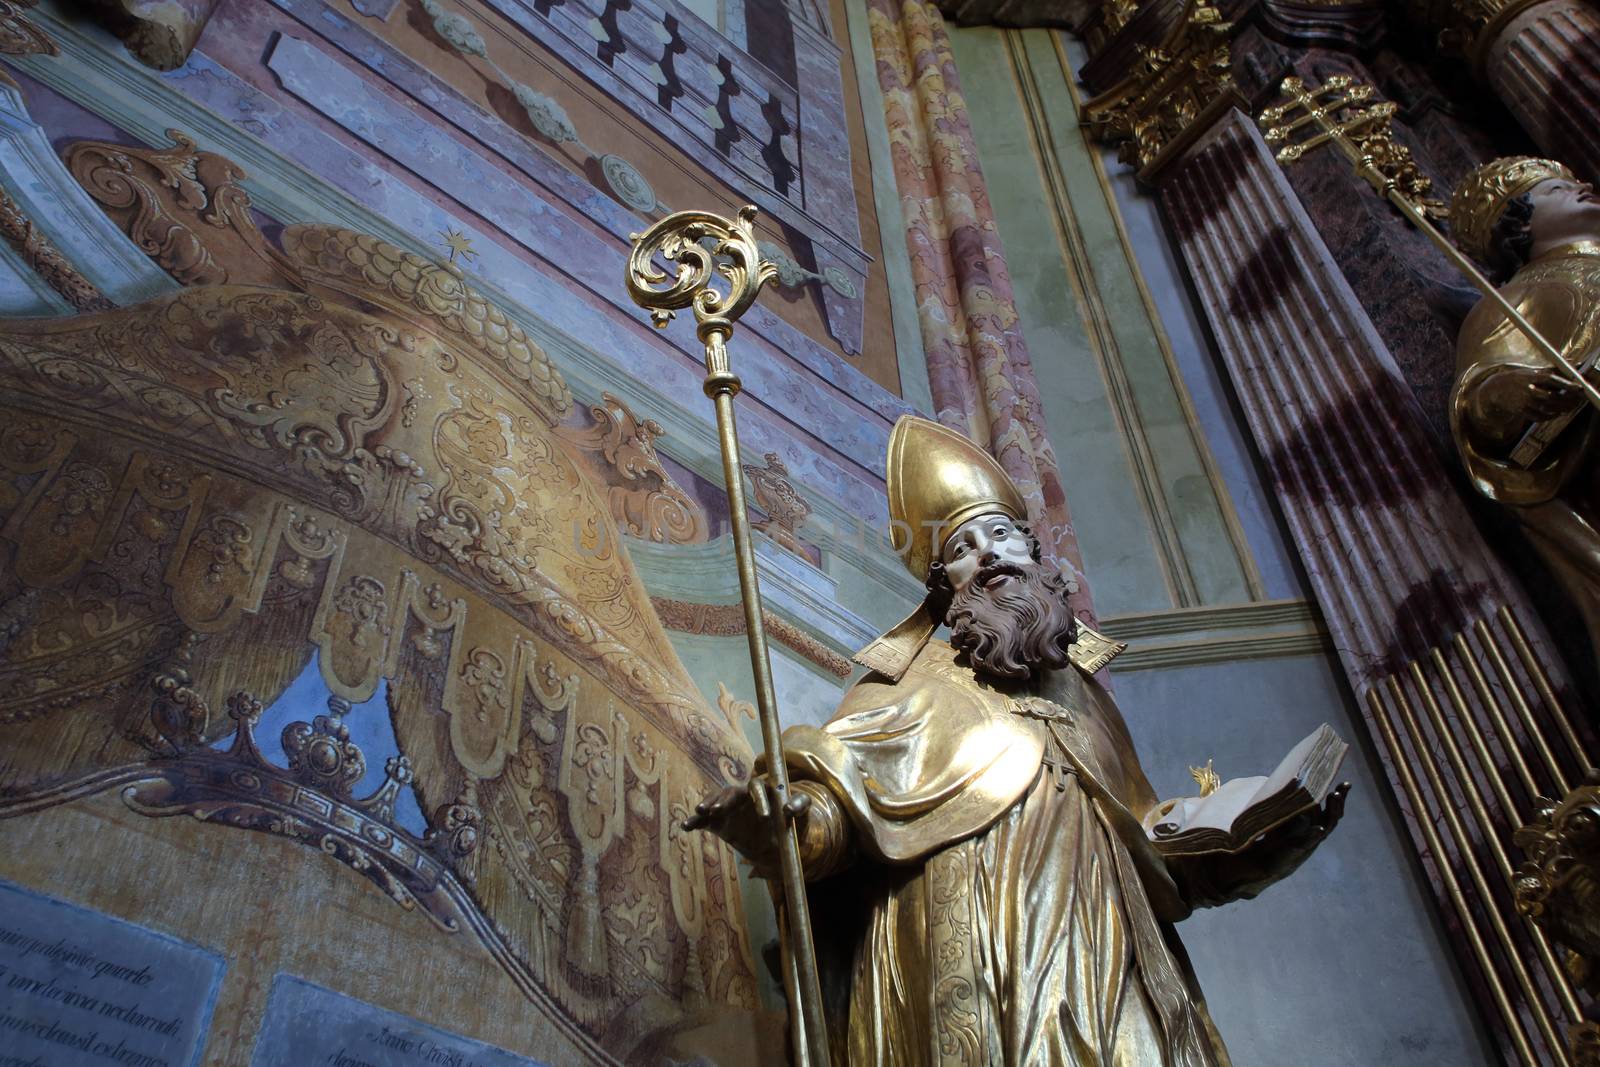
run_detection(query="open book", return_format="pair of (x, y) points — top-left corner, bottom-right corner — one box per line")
(1142, 724), (1348, 857)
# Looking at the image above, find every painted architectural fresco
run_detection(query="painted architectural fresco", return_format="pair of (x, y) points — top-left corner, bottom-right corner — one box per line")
(0, 0), (926, 1063)
(0, 0), (1560, 1063)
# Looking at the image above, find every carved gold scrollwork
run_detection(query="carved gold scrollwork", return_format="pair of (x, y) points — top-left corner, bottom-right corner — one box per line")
(1516, 778), (1600, 1062)
(1083, 0), (1237, 177)
(625, 205), (777, 337)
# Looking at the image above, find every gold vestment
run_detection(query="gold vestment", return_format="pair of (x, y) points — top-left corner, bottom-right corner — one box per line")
(1451, 241), (1600, 660)
(775, 640), (1231, 1066)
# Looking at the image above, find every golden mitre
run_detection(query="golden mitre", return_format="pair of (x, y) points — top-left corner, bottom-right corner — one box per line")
(886, 415), (1026, 584)
(1450, 156), (1573, 264)
(854, 415), (1124, 681)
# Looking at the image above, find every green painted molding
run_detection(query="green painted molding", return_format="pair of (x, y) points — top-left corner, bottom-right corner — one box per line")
(1101, 599), (1332, 671)
(1102, 599), (1324, 640)
(1109, 631), (1333, 672)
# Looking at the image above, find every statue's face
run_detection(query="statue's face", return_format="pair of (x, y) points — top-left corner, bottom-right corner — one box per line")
(940, 512), (1034, 595)
(939, 512), (1078, 680)
(1530, 177), (1600, 246)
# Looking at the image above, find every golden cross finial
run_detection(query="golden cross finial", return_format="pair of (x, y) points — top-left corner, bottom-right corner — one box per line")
(1258, 76), (1445, 219)
(1190, 759), (1221, 797)
(438, 227), (478, 266)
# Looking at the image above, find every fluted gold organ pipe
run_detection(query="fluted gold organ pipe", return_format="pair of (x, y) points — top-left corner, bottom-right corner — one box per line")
(1455, 631), (1543, 800)
(1500, 606), (1592, 772)
(1408, 659), (1582, 1020)
(1477, 619), (1572, 794)
(1430, 649), (1523, 823)
(1365, 687), (1542, 1066)
(1383, 676), (1569, 1063)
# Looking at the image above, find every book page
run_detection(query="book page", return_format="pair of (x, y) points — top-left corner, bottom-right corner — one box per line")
(1146, 775), (1268, 838)
(1144, 725), (1338, 840)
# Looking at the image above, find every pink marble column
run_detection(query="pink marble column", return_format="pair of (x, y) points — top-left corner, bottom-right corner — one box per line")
(1157, 106), (1589, 1064)
(1482, 0), (1600, 182)
(866, 0), (1099, 622)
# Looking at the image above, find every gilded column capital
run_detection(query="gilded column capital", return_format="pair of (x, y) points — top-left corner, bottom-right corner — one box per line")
(1082, 0), (1242, 181)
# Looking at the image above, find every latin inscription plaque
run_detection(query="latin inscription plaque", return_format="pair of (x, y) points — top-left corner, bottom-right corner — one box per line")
(0, 880), (225, 1067)
(251, 975), (545, 1067)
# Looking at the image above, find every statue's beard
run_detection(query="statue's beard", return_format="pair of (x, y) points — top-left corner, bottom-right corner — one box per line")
(945, 562), (1078, 680)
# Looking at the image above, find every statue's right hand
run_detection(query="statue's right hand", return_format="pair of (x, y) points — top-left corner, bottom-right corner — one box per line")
(1465, 363), (1593, 428)
(682, 783), (779, 874)
(683, 785), (749, 832)
(1524, 369), (1584, 420)
(1491, 364), (1590, 421)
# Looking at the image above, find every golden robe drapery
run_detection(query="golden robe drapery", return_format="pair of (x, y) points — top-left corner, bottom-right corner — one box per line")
(1451, 240), (1600, 662)
(776, 640), (1229, 1066)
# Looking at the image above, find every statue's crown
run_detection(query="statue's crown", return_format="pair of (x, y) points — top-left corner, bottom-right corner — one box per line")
(1449, 156), (1573, 264)
(886, 415), (1025, 583)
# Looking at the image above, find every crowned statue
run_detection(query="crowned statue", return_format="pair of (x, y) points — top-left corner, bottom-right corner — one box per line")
(1449, 157), (1600, 662)
(689, 416), (1350, 1066)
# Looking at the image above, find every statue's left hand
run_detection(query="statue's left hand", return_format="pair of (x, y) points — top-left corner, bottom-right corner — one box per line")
(1176, 782), (1351, 907)
(1257, 780), (1350, 868)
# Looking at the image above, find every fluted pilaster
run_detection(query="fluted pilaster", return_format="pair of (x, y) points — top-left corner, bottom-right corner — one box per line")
(1482, 0), (1600, 181)
(1157, 105), (1593, 1066)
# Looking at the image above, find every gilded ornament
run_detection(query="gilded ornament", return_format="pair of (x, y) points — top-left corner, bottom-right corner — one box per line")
(1083, 0), (1236, 176)
(1102, 0), (1140, 36)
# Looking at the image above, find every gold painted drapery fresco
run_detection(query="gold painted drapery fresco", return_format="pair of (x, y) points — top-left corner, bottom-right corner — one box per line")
(0, 132), (765, 1061)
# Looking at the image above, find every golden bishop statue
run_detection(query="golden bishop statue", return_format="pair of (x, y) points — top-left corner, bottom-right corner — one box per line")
(1449, 158), (1600, 663)
(689, 416), (1350, 1066)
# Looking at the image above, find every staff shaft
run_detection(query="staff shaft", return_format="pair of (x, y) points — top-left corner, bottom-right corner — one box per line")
(704, 330), (832, 1067)
(625, 206), (832, 1064)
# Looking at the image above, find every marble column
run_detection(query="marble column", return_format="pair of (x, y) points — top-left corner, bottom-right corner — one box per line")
(866, 0), (1100, 618)
(1480, 0), (1600, 182)
(1155, 105), (1591, 1065)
